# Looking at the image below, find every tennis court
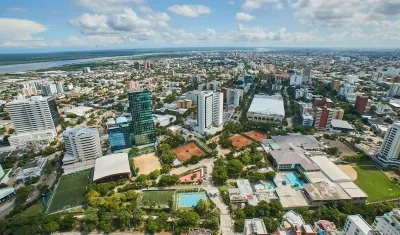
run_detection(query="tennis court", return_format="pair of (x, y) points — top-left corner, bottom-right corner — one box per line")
(139, 190), (175, 206)
(46, 170), (90, 213)
(177, 192), (207, 208)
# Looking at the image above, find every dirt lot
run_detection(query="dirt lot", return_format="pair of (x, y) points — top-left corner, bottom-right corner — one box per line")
(172, 143), (205, 161)
(243, 130), (268, 142)
(322, 138), (358, 156)
(338, 165), (357, 181)
(230, 134), (253, 149)
(133, 153), (162, 175)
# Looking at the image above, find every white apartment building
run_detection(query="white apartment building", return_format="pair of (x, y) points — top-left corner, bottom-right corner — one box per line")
(62, 127), (102, 165)
(226, 88), (242, 107)
(41, 84), (58, 96)
(378, 123), (400, 167)
(6, 96), (60, 146)
(196, 91), (223, 134)
(372, 67), (384, 83)
(339, 84), (356, 95)
(347, 75), (359, 84)
(302, 114), (314, 127)
(375, 103), (393, 115)
(372, 208), (400, 235)
(343, 215), (372, 235)
(388, 84), (400, 97)
(290, 74), (303, 86)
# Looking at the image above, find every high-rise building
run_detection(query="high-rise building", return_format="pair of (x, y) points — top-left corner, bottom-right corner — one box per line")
(372, 67), (384, 82)
(128, 89), (156, 146)
(332, 108), (344, 120)
(176, 99), (193, 109)
(62, 127), (102, 165)
(331, 80), (341, 91)
(6, 96), (60, 135)
(387, 83), (400, 97)
(321, 59), (331, 71)
(355, 95), (369, 113)
(302, 66), (312, 85)
(343, 215), (372, 235)
(196, 91), (223, 134)
(133, 62), (140, 70)
(107, 116), (133, 152)
(191, 76), (201, 83)
(290, 74), (303, 86)
(314, 106), (333, 130)
(82, 67), (91, 73)
(372, 208), (400, 235)
(56, 83), (64, 93)
(378, 123), (400, 166)
(125, 81), (138, 90)
(41, 84), (58, 96)
(226, 88), (242, 107)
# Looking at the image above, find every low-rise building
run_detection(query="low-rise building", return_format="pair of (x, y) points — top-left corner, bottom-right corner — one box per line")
(343, 215), (372, 235)
(17, 157), (47, 180)
(244, 218), (268, 235)
(247, 94), (285, 122)
(330, 119), (354, 134)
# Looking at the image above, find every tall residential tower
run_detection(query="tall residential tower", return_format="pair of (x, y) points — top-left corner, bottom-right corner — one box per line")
(378, 122), (400, 167)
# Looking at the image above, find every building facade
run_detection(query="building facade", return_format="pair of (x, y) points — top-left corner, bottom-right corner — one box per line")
(372, 208), (400, 235)
(107, 116), (134, 152)
(343, 215), (372, 235)
(226, 88), (242, 107)
(6, 96), (60, 146)
(128, 89), (156, 146)
(355, 95), (369, 113)
(314, 107), (333, 130)
(378, 123), (400, 167)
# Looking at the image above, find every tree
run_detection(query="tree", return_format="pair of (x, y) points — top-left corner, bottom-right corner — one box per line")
(208, 142), (218, 150)
(146, 217), (161, 232)
(212, 167), (228, 185)
(176, 211), (200, 233)
(239, 151), (251, 165)
(203, 216), (219, 230)
(194, 199), (210, 214)
(161, 164), (171, 174)
(15, 186), (32, 204)
(59, 214), (76, 231)
(149, 169), (161, 180)
(43, 221), (59, 233)
(226, 159), (244, 178)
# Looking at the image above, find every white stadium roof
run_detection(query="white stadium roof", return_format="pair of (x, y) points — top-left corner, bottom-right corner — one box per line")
(248, 94), (285, 116)
(310, 156), (352, 183)
(93, 153), (130, 181)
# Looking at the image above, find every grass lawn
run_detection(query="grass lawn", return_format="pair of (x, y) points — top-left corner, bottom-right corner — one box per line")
(139, 190), (175, 206)
(20, 202), (44, 217)
(47, 170), (90, 213)
(354, 164), (400, 202)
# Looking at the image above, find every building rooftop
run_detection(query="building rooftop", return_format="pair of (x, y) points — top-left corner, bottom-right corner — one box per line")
(64, 106), (93, 117)
(244, 218), (268, 235)
(63, 126), (98, 137)
(310, 156), (352, 182)
(270, 151), (320, 171)
(331, 119), (354, 130)
(248, 94), (285, 116)
(270, 135), (321, 151)
(93, 153), (130, 182)
(338, 182), (368, 198)
(303, 181), (351, 201)
(275, 187), (310, 209)
(347, 215), (372, 234)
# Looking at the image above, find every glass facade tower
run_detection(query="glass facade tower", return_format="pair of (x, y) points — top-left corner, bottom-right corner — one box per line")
(128, 89), (156, 146)
(107, 116), (134, 152)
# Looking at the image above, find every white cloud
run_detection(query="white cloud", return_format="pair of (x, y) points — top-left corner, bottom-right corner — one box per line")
(7, 7), (27, 12)
(236, 12), (255, 21)
(74, 0), (146, 13)
(372, 0), (400, 16)
(228, 1), (235, 5)
(242, 0), (281, 11)
(275, 2), (284, 10)
(0, 18), (47, 41)
(168, 5), (211, 17)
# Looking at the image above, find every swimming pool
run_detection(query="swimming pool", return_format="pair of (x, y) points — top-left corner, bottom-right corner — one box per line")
(177, 192), (207, 208)
(285, 172), (306, 189)
(254, 181), (277, 192)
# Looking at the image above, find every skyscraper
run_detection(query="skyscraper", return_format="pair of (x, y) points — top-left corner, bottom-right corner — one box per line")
(355, 95), (368, 113)
(107, 116), (134, 152)
(6, 96), (60, 145)
(378, 123), (400, 165)
(196, 91), (223, 134)
(62, 127), (102, 167)
(128, 89), (156, 146)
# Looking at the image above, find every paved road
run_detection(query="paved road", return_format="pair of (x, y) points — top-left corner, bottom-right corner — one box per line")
(0, 199), (15, 219)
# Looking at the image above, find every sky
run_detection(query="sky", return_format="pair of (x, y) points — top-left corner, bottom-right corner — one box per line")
(1, 0), (400, 52)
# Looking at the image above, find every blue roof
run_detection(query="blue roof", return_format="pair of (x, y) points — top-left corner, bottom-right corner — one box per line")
(116, 117), (128, 123)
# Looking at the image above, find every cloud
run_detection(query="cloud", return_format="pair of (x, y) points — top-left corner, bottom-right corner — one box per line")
(74, 0), (146, 14)
(236, 12), (255, 21)
(229, 1), (235, 5)
(0, 18), (47, 41)
(372, 0), (400, 16)
(242, 0), (281, 11)
(290, 0), (372, 28)
(7, 7), (27, 12)
(168, 5), (211, 17)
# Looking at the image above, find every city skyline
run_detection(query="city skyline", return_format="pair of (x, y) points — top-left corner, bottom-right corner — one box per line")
(1, 0), (400, 51)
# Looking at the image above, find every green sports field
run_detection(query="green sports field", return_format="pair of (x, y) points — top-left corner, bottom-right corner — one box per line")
(354, 164), (400, 202)
(139, 190), (175, 206)
(47, 170), (90, 213)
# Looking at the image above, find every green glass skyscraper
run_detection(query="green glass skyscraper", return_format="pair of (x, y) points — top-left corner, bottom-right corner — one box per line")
(128, 89), (156, 146)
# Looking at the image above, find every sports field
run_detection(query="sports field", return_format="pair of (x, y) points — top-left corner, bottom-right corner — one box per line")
(230, 134), (252, 149)
(353, 164), (400, 202)
(47, 170), (90, 213)
(243, 130), (268, 142)
(173, 143), (205, 162)
(139, 190), (175, 206)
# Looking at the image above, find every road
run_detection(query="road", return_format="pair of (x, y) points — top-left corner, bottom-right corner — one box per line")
(0, 199), (15, 219)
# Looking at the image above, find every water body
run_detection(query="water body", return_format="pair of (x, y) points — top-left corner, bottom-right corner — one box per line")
(0, 56), (124, 74)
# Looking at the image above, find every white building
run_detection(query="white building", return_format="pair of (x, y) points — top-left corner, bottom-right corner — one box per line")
(372, 208), (400, 235)
(378, 123), (400, 168)
(302, 114), (314, 127)
(247, 94), (285, 122)
(226, 88), (242, 107)
(83, 67), (91, 73)
(339, 84), (356, 95)
(343, 215), (372, 235)
(196, 91), (223, 135)
(388, 84), (400, 97)
(41, 84), (58, 96)
(6, 96), (60, 146)
(290, 74), (303, 86)
(372, 67), (384, 83)
(153, 114), (176, 127)
(62, 127), (102, 167)
(375, 103), (393, 115)
(384, 67), (400, 77)
(347, 75), (359, 84)
(243, 218), (268, 235)
(17, 157), (47, 180)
